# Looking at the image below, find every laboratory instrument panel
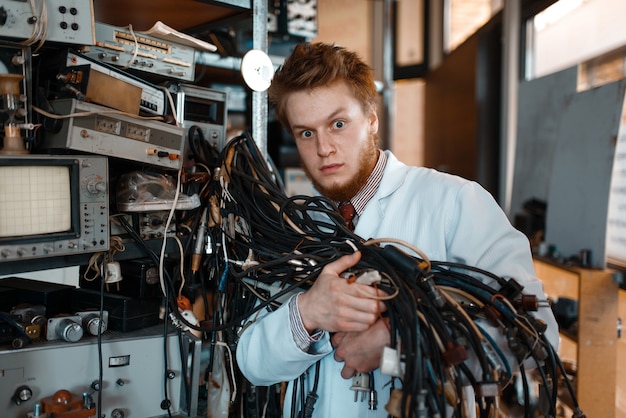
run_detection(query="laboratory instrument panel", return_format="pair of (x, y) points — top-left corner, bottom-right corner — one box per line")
(168, 82), (228, 160)
(0, 324), (198, 418)
(41, 99), (186, 170)
(0, 0), (96, 45)
(0, 154), (109, 263)
(0, 275), (203, 418)
(83, 22), (197, 82)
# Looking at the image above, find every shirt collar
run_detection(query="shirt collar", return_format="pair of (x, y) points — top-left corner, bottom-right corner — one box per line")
(343, 149), (387, 216)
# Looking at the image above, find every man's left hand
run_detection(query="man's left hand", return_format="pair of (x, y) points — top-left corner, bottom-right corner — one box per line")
(332, 317), (390, 379)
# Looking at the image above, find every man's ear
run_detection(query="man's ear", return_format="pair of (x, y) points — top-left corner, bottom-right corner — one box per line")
(368, 108), (379, 135)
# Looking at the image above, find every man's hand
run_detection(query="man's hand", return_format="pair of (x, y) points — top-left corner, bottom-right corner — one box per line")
(297, 251), (385, 333)
(332, 317), (390, 378)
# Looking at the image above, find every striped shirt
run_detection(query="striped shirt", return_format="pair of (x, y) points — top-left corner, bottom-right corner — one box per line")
(345, 149), (387, 228)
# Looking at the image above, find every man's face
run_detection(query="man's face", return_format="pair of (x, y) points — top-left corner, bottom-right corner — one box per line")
(284, 81), (379, 202)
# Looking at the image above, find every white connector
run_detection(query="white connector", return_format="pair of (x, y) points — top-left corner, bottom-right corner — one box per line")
(105, 262), (122, 283)
(171, 309), (202, 338)
(379, 346), (405, 378)
(181, 309), (199, 327)
(354, 270), (382, 285)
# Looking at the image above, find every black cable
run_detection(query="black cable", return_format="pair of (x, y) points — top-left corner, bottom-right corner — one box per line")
(302, 361), (320, 418)
(176, 327), (192, 416)
(162, 286), (174, 418)
(187, 125), (220, 167)
(97, 260), (105, 418)
(119, 130), (579, 417)
(290, 376), (299, 418)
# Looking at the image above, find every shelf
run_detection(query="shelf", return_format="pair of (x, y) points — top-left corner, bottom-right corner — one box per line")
(0, 237), (187, 277)
(93, 0), (250, 33)
(195, 50), (284, 71)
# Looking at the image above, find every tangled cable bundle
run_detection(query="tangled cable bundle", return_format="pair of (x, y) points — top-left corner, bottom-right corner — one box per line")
(204, 132), (583, 418)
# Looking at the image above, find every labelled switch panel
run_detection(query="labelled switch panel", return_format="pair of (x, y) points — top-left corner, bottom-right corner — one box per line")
(94, 116), (122, 135)
(42, 99), (185, 170)
(125, 123), (150, 142)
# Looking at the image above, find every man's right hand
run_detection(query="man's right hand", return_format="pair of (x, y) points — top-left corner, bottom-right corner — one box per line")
(297, 251), (385, 333)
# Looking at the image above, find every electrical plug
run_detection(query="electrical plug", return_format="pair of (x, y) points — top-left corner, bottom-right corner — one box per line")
(105, 262), (122, 284)
(380, 346), (405, 377)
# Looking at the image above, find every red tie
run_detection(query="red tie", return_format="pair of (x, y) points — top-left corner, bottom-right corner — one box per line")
(338, 201), (356, 231)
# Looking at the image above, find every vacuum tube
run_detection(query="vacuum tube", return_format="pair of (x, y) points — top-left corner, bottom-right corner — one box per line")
(0, 73), (28, 154)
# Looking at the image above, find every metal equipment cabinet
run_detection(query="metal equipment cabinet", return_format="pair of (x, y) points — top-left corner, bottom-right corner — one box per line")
(533, 258), (619, 417)
(94, 0), (269, 152)
(0, 2), (269, 417)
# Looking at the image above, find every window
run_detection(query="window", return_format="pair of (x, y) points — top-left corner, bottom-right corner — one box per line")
(444, 0), (502, 53)
(526, 0), (626, 89)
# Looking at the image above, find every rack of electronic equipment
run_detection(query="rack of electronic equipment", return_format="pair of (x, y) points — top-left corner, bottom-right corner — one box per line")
(0, 0), (298, 417)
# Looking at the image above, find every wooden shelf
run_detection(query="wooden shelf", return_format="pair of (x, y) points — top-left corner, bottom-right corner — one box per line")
(534, 258), (619, 417)
(93, 0), (249, 33)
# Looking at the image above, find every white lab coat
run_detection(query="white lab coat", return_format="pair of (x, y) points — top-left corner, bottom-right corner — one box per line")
(236, 151), (559, 417)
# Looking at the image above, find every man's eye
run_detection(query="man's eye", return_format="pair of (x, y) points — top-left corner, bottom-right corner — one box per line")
(302, 130), (313, 138)
(333, 120), (345, 129)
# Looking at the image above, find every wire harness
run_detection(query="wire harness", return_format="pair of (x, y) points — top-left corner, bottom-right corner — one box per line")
(141, 131), (585, 418)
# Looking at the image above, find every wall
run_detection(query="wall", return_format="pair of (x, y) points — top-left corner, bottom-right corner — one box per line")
(314, 0), (372, 64)
(391, 79), (426, 166)
(314, 0), (425, 168)
(424, 35), (479, 179)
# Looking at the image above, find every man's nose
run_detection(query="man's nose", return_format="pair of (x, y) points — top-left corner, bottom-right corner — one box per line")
(317, 133), (335, 157)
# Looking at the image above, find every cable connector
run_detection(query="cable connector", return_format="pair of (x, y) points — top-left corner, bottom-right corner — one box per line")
(191, 208), (208, 272)
(420, 273), (445, 308)
(474, 381), (502, 398)
(384, 388), (406, 418)
(343, 269), (382, 285)
(506, 327), (527, 361)
(499, 277), (524, 299)
(302, 392), (318, 418)
(441, 341), (468, 366)
(514, 294), (539, 311)
(381, 245), (429, 277)
(416, 389), (429, 418)
(105, 262), (122, 284)
(369, 387), (378, 410)
(350, 372), (370, 402)
(169, 309), (198, 334)
(181, 309), (199, 327)
(380, 346), (405, 377)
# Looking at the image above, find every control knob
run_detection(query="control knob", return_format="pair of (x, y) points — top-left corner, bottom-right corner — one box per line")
(52, 318), (83, 342)
(12, 54), (25, 66)
(86, 179), (106, 194)
(90, 380), (101, 391)
(111, 409), (125, 418)
(12, 385), (32, 405)
(81, 312), (107, 335)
